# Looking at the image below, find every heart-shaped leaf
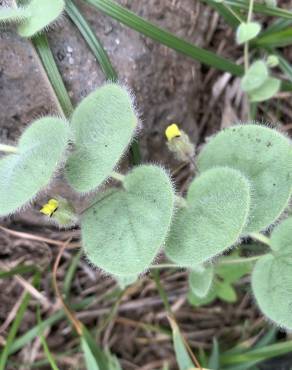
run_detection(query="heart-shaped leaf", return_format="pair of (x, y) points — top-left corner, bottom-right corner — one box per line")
(81, 165), (175, 276)
(252, 217), (292, 329)
(197, 124), (292, 233)
(165, 167), (251, 267)
(0, 117), (70, 216)
(65, 84), (137, 193)
(189, 265), (214, 298)
(0, 6), (29, 24)
(248, 77), (281, 102)
(17, 0), (65, 37)
(236, 22), (261, 44)
(241, 60), (269, 92)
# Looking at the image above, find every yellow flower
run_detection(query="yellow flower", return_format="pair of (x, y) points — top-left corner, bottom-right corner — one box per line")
(165, 123), (181, 141)
(40, 199), (58, 217)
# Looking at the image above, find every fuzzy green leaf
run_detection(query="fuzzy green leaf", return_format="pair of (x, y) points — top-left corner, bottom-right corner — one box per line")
(81, 165), (175, 276)
(17, 0), (65, 38)
(0, 117), (70, 216)
(65, 84), (137, 193)
(0, 6), (29, 23)
(248, 77), (281, 102)
(165, 167), (250, 267)
(252, 218), (292, 329)
(241, 61), (269, 92)
(197, 124), (292, 233)
(189, 265), (214, 298)
(236, 22), (261, 44)
(115, 274), (138, 289)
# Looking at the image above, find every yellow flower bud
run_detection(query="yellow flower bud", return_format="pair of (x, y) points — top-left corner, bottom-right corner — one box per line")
(165, 124), (181, 141)
(40, 198), (58, 217)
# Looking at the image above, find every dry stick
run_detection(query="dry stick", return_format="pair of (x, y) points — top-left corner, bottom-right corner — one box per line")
(52, 238), (83, 336)
(0, 226), (80, 248)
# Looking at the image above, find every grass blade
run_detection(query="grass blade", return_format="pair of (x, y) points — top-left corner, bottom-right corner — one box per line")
(0, 265), (36, 279)
(32, 34), (74, 117)
(225, 0), (292, 19)
(256, 28), (292, 47)
(0, 273), (39, 370)
(65, 0), (117, 81)
(208, 338), (220, 370)
(201, 0), (240, 28)
(85, 0), (243, 76)
(220, 340), (292, 365)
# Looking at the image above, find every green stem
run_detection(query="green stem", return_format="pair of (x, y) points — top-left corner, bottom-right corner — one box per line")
(249, 232), (272, 248)
(219, 255), (262, 265)
(110, 171), (125, 182)
(0, 144), (18, 154)
(223, 2), (244, 23)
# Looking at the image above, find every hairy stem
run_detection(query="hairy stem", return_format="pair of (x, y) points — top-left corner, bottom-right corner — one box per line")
(110, 171), (125, 182)
(0, 144), (18, 154)
(250, 232), (272, 248)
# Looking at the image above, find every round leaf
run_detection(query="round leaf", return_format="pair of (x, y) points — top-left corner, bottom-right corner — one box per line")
(236, 22), (261, 44)
(65, 84), (137, 193)
(248, 77), (280, 102)
(197, 124), (292, 233)
(165, 167), (251, 267)
(252, 218), (292, 329)
(0, 117), (70, 216)
(17, 0), (64, 37)
(189, 265), (214, 298)
(81, 165), (175, 276)
(241, 60), (268, 92)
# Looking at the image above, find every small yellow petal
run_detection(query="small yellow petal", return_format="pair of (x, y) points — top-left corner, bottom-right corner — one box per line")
(165, 124), (181, 141)
(40, 199), (59, 216)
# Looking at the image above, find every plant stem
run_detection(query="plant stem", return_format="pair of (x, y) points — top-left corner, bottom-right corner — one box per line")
(224, 2), (244, 23)
(0, 144), (18, 154)
(110, 171), (125, 182)
(250, 232), (272, 248)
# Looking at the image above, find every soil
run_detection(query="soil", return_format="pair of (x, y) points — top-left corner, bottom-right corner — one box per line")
(1, 0), (292, 369)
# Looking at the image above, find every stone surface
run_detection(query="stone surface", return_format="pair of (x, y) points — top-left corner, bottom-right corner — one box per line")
(0, 0), (211, 164)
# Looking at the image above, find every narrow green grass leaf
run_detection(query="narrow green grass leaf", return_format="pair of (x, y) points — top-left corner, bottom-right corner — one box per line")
(200, 0), (240, 28)
(208, 338), (220, 370)
(81, 337), (100, 370)
(0, 274), (39, 370)
(220, 340), (292, 365)
(85, 0), (242, 76)
(277, 53), (292, 82)
(225, 0), (292, 19)
(0, 265), (36, 279)
(9, 297), (94, 355)
(37, 307), (60, 370)
(65, 0), (117, 81)
(260, 19), (292, 37)
(256, 28), (292, 47)
(64, 250), (82, 299)
(32, 34), (73, 117)
(85, 0), (292, 92)
(169, 318), (195, 370)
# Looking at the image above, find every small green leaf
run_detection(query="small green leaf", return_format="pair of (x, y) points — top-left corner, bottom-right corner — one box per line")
(252, 217), (292, 329)
(236, 22), (261, 44)
(0, 6), (29, 23)
(248, 77), (281, 102)
(81, 165), (175, 276)
(216, 261), (252, 283)
(65, 83), (137, 193)
(17, 0), (65, 37)
(216, 281), (237, 303)
(187, 287), (217, 307)
(166, 167), (250, 267)
(208, 338), (220, 370)
(267, 55), (279, 68)
(241, 61), (269, 92)
(197, 124), (292, 233)
(0, 117), (70, 216)
(189, 265), (214, 298)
